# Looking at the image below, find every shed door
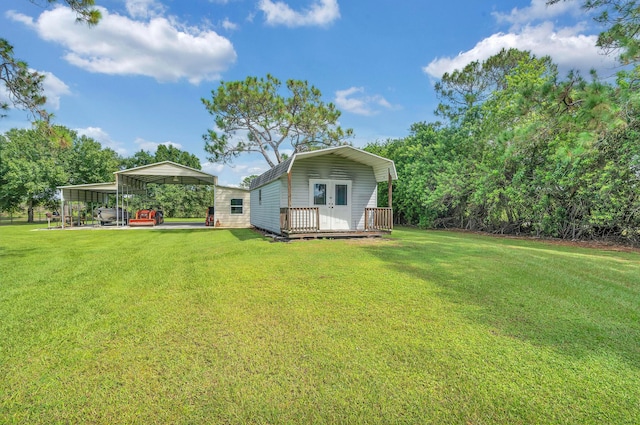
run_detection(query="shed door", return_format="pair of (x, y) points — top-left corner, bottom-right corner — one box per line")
(310, 179), (351, 231)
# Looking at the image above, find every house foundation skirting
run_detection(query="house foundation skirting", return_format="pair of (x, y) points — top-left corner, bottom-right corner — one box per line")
(282, 229), (391, 240)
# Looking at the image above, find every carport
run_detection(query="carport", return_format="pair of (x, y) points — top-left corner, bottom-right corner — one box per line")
(58, 161), (218, 228)
(115, 161), (218, 227)
(58, 181), (145, 228)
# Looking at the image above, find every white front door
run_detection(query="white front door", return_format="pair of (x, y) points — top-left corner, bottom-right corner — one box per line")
(310, 179), (352, 230)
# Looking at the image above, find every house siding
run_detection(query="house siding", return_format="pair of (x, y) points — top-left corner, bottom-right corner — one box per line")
(289, 155), (377, 230)
(250, 179), (282, 234)
(214, 186), (251, 228)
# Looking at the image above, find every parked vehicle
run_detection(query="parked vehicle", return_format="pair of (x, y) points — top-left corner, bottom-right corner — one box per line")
(129, 208), (164, 226)
(95, 207), (129, 225)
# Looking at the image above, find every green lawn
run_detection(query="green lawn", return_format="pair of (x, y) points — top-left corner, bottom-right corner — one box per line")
(1, 225), (639, 424)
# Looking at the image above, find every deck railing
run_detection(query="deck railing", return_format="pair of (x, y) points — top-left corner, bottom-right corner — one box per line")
(280, 207), (393, 234)
(365, 207), (393, 231)
(280, 207), (319, 233)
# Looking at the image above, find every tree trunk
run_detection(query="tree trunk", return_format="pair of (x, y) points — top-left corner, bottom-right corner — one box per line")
(28, 199), (34, 223)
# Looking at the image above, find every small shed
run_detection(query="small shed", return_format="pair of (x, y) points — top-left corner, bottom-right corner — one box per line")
(213, 185), (251, 228)
(249, 145), (397, 238)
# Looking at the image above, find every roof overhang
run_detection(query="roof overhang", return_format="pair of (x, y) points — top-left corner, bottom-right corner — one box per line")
(116, 161), (218, 187)
(288, 146), (397, 182)
(58, 182), (144, 202)
(250, 145), (397, 190)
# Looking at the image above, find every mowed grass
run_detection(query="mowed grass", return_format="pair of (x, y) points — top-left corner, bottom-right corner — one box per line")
(1, 225), (639, 424)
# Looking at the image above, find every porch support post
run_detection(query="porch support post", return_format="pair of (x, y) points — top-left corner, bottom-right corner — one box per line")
(388, 169), (393, 208)
(287, 172), (292, 209)
(287, 172), (292, 231)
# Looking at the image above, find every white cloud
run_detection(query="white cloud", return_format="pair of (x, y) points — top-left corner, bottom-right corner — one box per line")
(258, 0), (340, 27)
(203, 159), (269, 186)
(125, 0), (166, 19)
(278, 148), (294, 159)
(335, 87), (398, 116)
(134, 137), (183, 152)
(222, 18), (238, 30)
(202, 150), (275, 186)
(9, 6), (237, 84)
(75, 126), (128, 155)
(493, 0), (582, 29)
(202, 161), (225, 174)
(4, 10), (34, 27)
(39, 70), (71, 110)
(424, 22), (617, 79)
(0, 68), (70, 112)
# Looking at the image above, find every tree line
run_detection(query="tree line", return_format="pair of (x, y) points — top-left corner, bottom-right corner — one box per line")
(362, 0), (640, 244)
(366, 45), (639, 243)
(2, 0), (639, 242)
(0, 126), (211, 221)
(363, 0), (640, 244)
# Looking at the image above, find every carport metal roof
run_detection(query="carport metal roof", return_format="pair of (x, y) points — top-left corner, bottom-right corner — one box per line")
(59, 182), (115, 203)
(58, 162), (217, 201)
(59, 182), (145, 203)
(115, 161), (217, 188)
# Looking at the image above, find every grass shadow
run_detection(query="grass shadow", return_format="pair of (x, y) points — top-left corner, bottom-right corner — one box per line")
(0, 247), (38, 259)
(153, 229), (223, 234)
(148, 228), (265, 241)
(228, 228), (266, 241)
(365, 228), (640, 368)
(0, 221), (47, 226)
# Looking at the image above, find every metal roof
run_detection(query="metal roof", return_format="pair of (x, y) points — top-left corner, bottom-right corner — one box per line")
(58, 162), (218, 202)
(59, 182), (114, 202)
(249, 146), (397, 190)
(249, 157), (293, 190)
(116, 161), (218, 186)
(58, 182), (148, 202)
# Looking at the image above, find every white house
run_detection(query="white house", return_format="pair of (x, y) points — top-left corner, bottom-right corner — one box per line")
(249, 146), (397, 238)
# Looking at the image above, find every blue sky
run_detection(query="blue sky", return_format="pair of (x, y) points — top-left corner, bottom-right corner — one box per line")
(1, 0), (617, 185)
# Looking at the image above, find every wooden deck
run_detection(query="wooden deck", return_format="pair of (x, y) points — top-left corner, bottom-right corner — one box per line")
(279, 206), (393, 238)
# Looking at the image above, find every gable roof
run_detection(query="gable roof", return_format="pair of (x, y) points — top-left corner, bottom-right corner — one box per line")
(249, 146), (397, 190)
(116, 161), (217, 186)
(58, 162), (218, 202)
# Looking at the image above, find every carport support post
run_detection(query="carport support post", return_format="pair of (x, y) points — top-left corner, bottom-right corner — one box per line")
(388, 169), (393, 209)
(116, 175), (119, 227)
(76, 198), (81, 227)
(213, 185), (217, 226)
(60, 190), (64, 229)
